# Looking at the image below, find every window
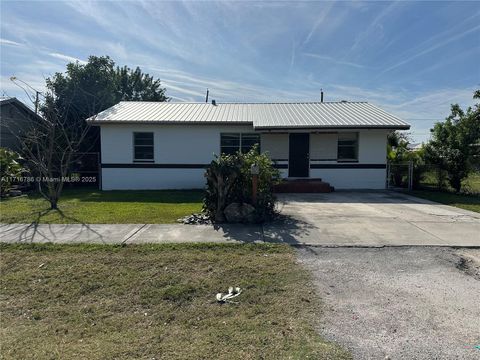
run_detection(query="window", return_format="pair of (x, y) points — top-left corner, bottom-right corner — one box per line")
(220, 133), (260, 155)
(337, 132), (358, 161)
(133, 132), (154, 161)
(220, 133), (240, 155)
(241, 133), (261, 153)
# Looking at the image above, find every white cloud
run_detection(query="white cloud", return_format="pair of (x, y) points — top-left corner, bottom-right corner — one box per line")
(0, 38), (23, 47)
(48, 52), (86, 64)
(303, 53), (367, 69)
(379, 13), (480, 76)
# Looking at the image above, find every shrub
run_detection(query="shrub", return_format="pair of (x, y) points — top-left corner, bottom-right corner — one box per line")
(203, 146), (281, 223)
(0, 147), (25, 196)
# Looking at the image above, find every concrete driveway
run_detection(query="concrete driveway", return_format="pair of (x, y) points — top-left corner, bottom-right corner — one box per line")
(265, 191), (480, 247)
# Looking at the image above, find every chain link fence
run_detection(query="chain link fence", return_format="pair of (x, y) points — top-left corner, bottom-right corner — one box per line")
(387, 162), (480, 194)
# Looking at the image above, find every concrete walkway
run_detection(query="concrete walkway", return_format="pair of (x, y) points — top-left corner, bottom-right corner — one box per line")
(1, 191), (479, 247)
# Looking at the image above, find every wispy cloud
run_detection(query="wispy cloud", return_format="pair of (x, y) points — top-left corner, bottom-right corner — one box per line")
(350, 1), (400, 53)
(303, 53), (367, 69)
(0, 38), (23, 47)
(49, 52), (86, 64)
(378, 12), (480, 76)
(1, 0), (478, 143)
(302, 2), (335, 46)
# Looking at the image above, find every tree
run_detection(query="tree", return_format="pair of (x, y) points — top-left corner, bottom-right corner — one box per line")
(16, 90), (95, 209)
(42, 56), (168, 151)
(13, 55), (168, 209)
(387, 131), (424, 187)
(387, 130), (410, 149)
(424, 90), (480, 192)
(116, 65), (168, 101)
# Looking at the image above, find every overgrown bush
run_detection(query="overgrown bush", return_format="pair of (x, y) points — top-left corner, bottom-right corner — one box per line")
(0, 147), (25, 196)
(203, 146), (281, 223)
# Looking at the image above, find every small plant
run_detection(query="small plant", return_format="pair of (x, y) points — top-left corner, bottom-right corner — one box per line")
(203, 146), (281, 223)
(0, 147), (25, 196)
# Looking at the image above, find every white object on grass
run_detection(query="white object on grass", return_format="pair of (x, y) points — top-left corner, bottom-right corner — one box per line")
(216, 287), (242, 303)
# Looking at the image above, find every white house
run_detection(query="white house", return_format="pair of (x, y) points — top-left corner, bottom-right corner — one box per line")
(89, 101), (410, 190)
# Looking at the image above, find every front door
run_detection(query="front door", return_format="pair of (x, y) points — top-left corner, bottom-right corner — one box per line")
(289, 133), (309, 177)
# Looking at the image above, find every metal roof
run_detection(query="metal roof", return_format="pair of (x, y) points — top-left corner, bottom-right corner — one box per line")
(90, 101), (410, 129)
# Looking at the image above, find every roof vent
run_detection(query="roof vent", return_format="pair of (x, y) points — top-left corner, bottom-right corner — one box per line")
(341, 100), (348, 103)
(212, 99), (216, 106)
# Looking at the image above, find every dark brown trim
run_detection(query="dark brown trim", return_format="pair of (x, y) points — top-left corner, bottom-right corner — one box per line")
(272, 158), (288, 162)
(273, 164), (288, 169)
(310, 163), (386, 169)
(102, 163), (208, 169)
(310, 158), (337, 161)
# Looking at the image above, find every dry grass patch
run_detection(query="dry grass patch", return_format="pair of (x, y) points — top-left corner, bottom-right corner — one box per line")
(0, 243), (349, 360)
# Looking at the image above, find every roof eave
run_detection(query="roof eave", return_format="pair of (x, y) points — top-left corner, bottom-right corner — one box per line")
(87, 120), (254, 126)
(253, 125), (411, 131)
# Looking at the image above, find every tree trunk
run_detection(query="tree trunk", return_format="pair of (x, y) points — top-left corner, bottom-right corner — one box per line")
(450, 177), (462, 193)
(50, 200), (58, 210)
(215, 176), (226, 223)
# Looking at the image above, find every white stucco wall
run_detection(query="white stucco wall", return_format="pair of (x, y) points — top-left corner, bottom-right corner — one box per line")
(101, 123), (254, 164)
(310, 133), (337, 160)
(357, 130), (388, 163)
(309, 169), (386, 189)
(311, 130), (388, 189)
(261, 133), (288, 159)
(100, 125), (389, 190)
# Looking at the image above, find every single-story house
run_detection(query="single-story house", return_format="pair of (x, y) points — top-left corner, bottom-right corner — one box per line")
(89, 101), (410, 190)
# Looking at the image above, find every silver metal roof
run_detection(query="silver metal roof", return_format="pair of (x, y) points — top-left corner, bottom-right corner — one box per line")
(90, 101), (410, 129)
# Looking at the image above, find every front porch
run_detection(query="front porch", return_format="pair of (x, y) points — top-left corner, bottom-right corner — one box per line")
(260, 130), (388, 190)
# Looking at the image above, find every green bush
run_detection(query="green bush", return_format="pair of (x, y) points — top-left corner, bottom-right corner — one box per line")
(0, 147), (25, 196)
(203, 146), (281, 223)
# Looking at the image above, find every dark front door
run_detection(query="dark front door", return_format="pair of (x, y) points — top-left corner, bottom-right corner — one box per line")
(289, 133), (309, 177)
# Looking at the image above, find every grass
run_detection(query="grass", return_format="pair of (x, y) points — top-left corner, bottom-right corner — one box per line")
(419, 171), (480, 194)
(410, 190), (480, 213)
(463, 172), (480, 193)
(0, 188), (203, 224)
(0, 243), (349, 360)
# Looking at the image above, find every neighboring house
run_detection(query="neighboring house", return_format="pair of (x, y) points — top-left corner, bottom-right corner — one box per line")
(407, 142), (423, 151)
(0, 97), (42, 151)
(89, 101), (410, 190)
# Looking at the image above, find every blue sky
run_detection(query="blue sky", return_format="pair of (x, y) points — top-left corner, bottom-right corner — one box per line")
(1, 0), (479, 142)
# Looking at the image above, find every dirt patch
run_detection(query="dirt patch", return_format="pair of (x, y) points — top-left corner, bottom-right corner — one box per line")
(297, 247), (480, 360)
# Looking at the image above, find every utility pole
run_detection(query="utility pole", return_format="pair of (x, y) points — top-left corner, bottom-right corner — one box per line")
(34, 91), (39, 114)
(9, 76), (42, 114)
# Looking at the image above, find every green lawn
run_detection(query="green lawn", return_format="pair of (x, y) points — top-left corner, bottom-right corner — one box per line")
(418, 171), (480, 194)
(0, 243), (350, 360)
(0, 189), (203, 224)
(410, 190), (480, 213)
